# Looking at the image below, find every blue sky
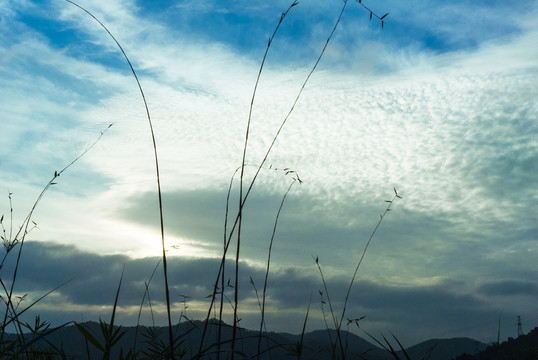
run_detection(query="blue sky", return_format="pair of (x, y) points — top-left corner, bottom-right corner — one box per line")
(1, 0), (537, 348)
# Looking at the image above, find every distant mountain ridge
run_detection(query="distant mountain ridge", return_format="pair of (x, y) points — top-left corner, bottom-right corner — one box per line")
(6, 320), (489, 359)
(455, 326), (538, 360)
(402, 337), (487, 360)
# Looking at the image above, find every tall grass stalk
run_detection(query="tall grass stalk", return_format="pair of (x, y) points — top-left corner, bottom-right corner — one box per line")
(198, 1), (349, 357)
(234, 2), (299, 357)
(256, 177), (299, 359)
(336, 190), (402, 339)
(63, 1), (175, 357)
(198, 165), (298, 358)
(316, 189), (402, 359)
(0, 124), (112, 349)
(294, 293), (313, 360)
(212, 164), (295, 359)
(314, 257), (342, 358)
(0, 126), (111, 360)
(216, 165), (240, 360)
(133, 258), (162, 353)
(318, 291), (331, 341)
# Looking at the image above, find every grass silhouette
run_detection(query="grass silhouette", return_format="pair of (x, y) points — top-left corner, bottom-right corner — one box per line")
(0, 1), (406, 359)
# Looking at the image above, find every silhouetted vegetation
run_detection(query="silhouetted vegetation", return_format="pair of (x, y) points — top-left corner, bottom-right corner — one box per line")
(455, 327), (538, 360)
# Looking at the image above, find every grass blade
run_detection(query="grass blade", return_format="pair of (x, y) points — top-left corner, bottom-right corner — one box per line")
(63, 2), (175, 357)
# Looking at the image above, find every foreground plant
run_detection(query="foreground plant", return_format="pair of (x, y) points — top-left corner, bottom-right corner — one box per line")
(2, 0), (399, 358)
(315, 188), (402, 359)
(199, 1), (391, 358)
(0, 124), (112, 359)
(75, 267), (128, 360)
(64, 0), (176, 355)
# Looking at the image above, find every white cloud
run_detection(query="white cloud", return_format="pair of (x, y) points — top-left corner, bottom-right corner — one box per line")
(4, 0), (536, 254)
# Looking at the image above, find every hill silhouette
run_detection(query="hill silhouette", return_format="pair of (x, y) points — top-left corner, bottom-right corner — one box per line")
(4, 319), (494, 359)
(455, 326), (538, 360)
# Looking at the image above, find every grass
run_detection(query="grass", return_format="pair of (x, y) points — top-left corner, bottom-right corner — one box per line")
(0, 1), (408, 359)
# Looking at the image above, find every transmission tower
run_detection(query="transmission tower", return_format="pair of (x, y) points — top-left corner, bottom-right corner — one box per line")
(517, 315), (523, 337)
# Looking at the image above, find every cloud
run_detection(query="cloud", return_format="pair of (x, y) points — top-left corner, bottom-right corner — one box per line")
(114, 185), (536, 305)
(3, 241), (534, 344)
(478, 280), (538, 297)
(375, 0), (537, 52)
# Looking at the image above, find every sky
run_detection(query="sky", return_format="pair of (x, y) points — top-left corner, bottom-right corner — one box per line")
(1, 0), (537, 348)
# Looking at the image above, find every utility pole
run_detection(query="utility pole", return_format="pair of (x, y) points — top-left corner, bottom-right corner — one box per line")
(517, 315), (523, 337)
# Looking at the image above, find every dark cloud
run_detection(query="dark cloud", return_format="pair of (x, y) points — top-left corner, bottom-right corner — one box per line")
(115, 187), (536, 292)
(3, 242), (148, 306)
(2, 241), (533, 344)
(478, 280), (538, 297)
(116, 188), (364, 266)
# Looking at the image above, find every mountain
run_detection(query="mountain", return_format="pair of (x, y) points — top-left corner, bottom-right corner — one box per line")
(282, 329), (392, 359)
(2, 320), (490, 359)
(400, 337), (487, 360)
(455, 326), (538, 360)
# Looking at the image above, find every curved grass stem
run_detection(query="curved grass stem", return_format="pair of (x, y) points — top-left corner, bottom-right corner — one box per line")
(63, 1), (175, 357)
(0, 124), (112, 345)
